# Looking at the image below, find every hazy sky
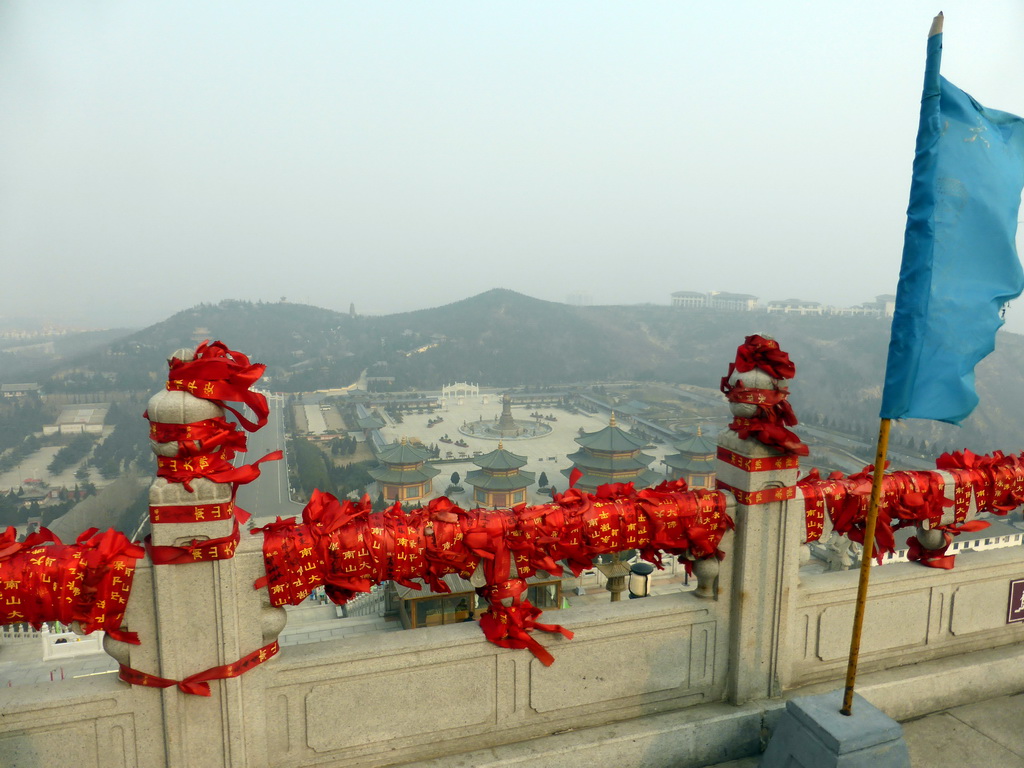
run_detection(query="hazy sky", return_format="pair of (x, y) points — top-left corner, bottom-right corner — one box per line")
(4, 1), (1024, 330)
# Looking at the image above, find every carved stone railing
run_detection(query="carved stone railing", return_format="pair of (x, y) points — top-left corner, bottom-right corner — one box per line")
(1, 336), (1024, 768)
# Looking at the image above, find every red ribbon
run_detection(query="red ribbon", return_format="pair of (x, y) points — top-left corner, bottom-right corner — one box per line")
(720, 336), (809, 457)
(119, 640), (279, 696)
(146, 516), (246, 565)
(717, 447), (800, 472)
(721, 383), (791, 409)
(727, 417), (809, 457)
(937, 450), (1024, 516)
(477, 579), (573, 667)
(907, 533), (956, 570)
(155, 450), (282, 494)
(794, 457), (1018, 566)
(254, 480), (736, 665)
(0, 526), (143, 644)
(148, 417), (249, 456)
(716, 480), (796, 506)
(166, 341), (269, 432)
(798, 468), (844, 544)
(150, 501), (237, 524)
(723, 334), (796, 380)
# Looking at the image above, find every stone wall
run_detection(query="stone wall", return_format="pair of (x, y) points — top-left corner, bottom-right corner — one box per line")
(3, 339), (1024, 767)
(0, 557), (165, 767)
(791, 536), (1024, 689)
(2, 490), (1024, 767)
(262, 586), (729, 767)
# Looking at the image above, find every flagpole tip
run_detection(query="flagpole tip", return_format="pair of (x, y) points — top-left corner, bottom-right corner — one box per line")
(929, 12), (944, 37)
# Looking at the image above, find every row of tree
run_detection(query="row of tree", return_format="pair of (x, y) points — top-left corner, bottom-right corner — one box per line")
(0, 396), (48, 455)
(87, 400), (153, 478)
(0, 483), (98, 529)
(328, 436), (359, 456)
(290, 438), (374, 501)
(47, 433), (96, 474)
(0, 434), (41, 475)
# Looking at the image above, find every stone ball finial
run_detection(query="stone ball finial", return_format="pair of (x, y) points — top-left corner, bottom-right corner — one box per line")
(147, 348), (225, 457)
(147, 348), (232, 512)
(169, 348), (195, 365)
(692, 557), (719, 599)
(915, 525), (947, 550)
(726, 367), (778, 419)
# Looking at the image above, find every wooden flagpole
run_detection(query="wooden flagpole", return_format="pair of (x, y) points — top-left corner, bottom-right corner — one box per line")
(841, 12), (946, 718)
(840, 417), (891, 716)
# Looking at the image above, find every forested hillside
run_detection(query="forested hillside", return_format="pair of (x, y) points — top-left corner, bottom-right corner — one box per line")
(15, 289), (1024, 455)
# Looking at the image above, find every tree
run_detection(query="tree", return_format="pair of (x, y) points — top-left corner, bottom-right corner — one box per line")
(450, 471), (460, 486)
(538, 471), (549, 489)
(47, 433), (96, 475)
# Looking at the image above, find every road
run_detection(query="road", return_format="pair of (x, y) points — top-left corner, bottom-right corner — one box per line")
(652, 381), (934, 472)
(234, 392), (303, 523)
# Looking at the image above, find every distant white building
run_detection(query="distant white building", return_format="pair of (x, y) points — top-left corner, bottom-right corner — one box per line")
(670, 291), (706, 309)
(43, 403), (110, 436)
(765, 299), (825, 316)
(1, 383), (41, 398)
(813, 518), (1024, 570)
(566, 292), (592, 307)
(671, 290), (895, 318)
(832, 294), (896, 318)
(670, 291), (759, 311)
(877, 520), (1024, 565)
(708, 291), (759, 311)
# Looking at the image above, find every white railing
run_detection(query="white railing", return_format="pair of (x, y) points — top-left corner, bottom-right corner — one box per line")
(41, 627), (105, 661)
(343, 585), (388, 617)
(1, 623), (43, 643)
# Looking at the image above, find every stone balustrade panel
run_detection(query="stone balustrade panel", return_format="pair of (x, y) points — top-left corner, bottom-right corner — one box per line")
(791, 546), (1024, 688)
(260, 591), (730, 767)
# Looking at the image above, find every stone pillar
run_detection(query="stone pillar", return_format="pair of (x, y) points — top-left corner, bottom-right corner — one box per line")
(717, 366), (802, 705)
(108, 349), (286, 768)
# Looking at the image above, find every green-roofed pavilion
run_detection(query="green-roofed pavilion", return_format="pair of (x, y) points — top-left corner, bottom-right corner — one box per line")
(376, 440), (432, 465)
(356, 414), (386, 430)
(664, 426), (718, 489)
(369, 437), (440, 504)
(562, 413), (661, 493)
(466, 442), (536, 508)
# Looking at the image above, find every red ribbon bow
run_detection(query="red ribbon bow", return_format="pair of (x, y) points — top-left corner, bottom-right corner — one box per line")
(167, 341), (269, 432)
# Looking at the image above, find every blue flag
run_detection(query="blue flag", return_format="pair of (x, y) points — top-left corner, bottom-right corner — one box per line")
(880, 26), (1024, 424)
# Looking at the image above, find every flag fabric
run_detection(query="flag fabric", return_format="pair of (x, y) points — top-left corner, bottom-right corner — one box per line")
(880, 26), (1024, 424)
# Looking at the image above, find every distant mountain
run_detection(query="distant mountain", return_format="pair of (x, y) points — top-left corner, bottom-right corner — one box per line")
(374, 289), (664, 387)
(21, 290), (1024, 455)
(0, 327), (136, 382)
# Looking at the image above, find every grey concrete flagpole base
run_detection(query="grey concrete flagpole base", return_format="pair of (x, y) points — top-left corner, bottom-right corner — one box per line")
(759, 690), (910, 768)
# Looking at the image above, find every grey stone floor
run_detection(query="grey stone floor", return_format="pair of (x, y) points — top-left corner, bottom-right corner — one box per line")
(0, 609), (401, 688)
(0, 639), (118, 687)
(707, 691), (1024, 768)
(6, 620), (1024, 768)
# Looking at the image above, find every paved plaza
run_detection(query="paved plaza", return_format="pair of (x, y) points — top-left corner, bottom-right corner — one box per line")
(375, 390), (683, 505)
(0, 441), (110, 495)
(709, 692), (1024, 768)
